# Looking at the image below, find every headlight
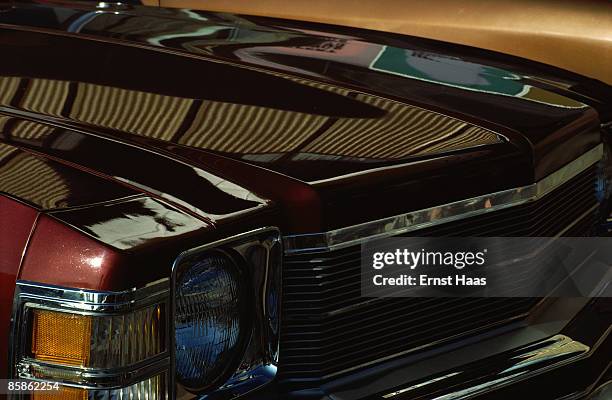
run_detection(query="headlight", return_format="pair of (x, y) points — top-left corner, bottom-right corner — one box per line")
(172, 228), (282, 398)
(175, 250), (245, 391)
(10, 281), (169, 399)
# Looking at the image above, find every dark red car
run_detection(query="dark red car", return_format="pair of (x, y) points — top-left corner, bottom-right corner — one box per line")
(0, 2), (610, 399)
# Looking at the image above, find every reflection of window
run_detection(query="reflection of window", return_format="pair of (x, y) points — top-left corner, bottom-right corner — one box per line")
(241, 153), (284, 163)
(11, 120), (55, 141)
(0, 144), (70, 209)
(1, 75), (500, 162)
(70, 82), (193, 141)
(0, 76), (20, 105)
(21, 79), (70, 117)
(0, 115), (11, 134)
(302, 94), (499, 159)
(179, 100), (329, 153)
(0, 143), (17, 162)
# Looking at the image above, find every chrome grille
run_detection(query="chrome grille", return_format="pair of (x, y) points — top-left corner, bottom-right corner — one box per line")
(279, 165), (599, 384)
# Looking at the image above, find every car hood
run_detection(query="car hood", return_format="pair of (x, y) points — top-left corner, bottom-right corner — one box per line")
(0, 3), (605, 232)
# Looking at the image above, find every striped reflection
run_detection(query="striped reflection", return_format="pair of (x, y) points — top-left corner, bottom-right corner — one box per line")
(71, 83), (193, 141)
(0, 76), (500, 161)
(11, 120), (55, 141)
(0, 77), (20, 105)
(179, 100), (329, 153)
(21, 79), (70, 117)
(0, 144), (70, 208)
(303, 94), (498, 158)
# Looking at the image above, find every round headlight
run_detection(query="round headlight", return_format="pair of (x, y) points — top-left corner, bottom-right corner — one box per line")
(174, 250), (245, 391)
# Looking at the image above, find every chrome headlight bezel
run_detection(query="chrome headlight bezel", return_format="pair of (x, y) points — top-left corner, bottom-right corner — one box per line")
(170, 227), (283, 399)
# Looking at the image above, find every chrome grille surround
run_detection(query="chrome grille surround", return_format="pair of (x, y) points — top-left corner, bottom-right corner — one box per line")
(279, 145), (603, 383)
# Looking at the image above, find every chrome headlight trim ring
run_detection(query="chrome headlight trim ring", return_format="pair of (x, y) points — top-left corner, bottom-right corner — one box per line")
(170, 227), (283, 399)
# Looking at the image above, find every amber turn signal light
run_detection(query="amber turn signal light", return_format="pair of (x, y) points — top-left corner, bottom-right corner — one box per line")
(31, 310), (91, 366)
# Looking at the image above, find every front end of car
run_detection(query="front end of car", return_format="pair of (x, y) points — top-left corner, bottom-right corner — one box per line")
(1, 3), (611, 399)
(8, 141), (611, 399)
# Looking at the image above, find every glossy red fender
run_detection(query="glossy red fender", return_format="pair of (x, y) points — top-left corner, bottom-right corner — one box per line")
(0, 195), (38, 376)
(18, 214), (131, 291)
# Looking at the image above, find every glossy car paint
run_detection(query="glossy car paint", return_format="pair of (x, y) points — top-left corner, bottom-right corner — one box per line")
(152, 0), (612, 85)
(0, 2), (608, 288)
(0, 195), (37, 377)
(19, 206), (211, 290)
(0, 3), (610, 398)
(0, 141), (138, 209)
(19, 213), (133, 289)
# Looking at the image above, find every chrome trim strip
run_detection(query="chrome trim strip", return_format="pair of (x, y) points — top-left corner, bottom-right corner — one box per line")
(15, 358), (169, 390)
(14, 279), (169, 312)
(381, 334), (593, 399)
(284, 144), (603, 254)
